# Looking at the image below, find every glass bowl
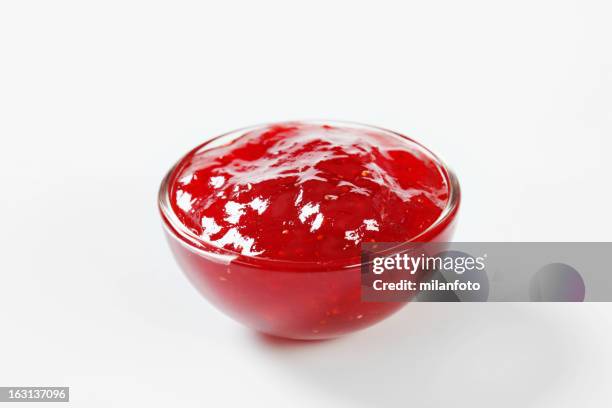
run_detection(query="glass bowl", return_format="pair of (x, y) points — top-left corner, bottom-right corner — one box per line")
(158, 121), (460, 340)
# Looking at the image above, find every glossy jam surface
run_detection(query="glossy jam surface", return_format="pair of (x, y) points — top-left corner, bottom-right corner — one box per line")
(169, 123), (449, 266)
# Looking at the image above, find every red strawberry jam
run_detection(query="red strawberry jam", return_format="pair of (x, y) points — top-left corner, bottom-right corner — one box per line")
(160, 121), (459, 339)
(169, 122), (449, 266)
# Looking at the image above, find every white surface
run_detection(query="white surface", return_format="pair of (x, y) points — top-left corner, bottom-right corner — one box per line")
(1, 1), (611, 406)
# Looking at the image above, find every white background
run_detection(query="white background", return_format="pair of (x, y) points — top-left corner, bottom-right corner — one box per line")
(1, 1), (611, 407)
